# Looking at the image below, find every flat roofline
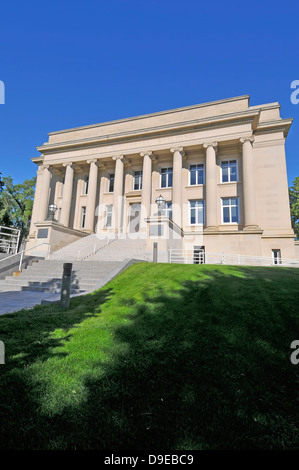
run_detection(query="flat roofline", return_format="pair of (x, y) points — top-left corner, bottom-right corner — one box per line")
(48, 95), (250, 136)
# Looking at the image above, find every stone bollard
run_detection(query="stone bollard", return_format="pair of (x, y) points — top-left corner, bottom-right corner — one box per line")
(60, 263), (72, 309)
(153, 242), (158, 263)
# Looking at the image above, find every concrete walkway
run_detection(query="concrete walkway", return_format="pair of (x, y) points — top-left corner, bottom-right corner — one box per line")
(0, 291), (58, 315)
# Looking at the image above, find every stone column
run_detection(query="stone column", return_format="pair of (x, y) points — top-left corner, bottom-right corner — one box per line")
(140, 151), (153, 230)
(84, 159), (99, 232)
(29, 165), (47, 233)
(204, 142), (218, 230)
(170, 147), (184, 227)
(112, 155), (124, 231)
(60, 162), (74, 227)
(37, 164), (52, 222)
(240, 136), (258, 230)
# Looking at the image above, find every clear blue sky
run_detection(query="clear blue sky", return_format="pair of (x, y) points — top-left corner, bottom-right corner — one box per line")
(0, 0), (298, 185)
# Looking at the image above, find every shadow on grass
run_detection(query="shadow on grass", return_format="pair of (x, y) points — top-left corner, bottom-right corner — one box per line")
(0, 264), (298, 450)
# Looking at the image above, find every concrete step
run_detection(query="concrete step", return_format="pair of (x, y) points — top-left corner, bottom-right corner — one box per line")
(7, 275), (107, 283)
(1, 279), (100, 288)
(0, 281), (87, 293)
(22, 286), (86, 294)
(27, 262), (120, 269)
(17, 270), (114, 277)
(26, 265), (120, 271)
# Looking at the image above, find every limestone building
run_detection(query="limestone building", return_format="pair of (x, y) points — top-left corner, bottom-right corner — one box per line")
(26, 95), (296, 263)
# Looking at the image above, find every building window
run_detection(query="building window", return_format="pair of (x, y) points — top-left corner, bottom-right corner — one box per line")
(272, 249), (282, 265)
(105, 204), (113, 228)
(80, 206), (86, 228)
(189, 200), (205, 225)
(220, 160), (237, 183)
(161, 167), (173, 188)
(108, 174), (115, 193)
(83, 176), (89, 195)
(133, 170), (142, 190)
(222, 198), (239, 223)
(190, 164), (204, 185)
(161, 201), (172, 219)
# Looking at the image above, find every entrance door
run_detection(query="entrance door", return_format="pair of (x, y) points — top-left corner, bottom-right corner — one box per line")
(272, 249), (282, 265)
(193, 246), (205, 264)
(129, 204), (141, 233)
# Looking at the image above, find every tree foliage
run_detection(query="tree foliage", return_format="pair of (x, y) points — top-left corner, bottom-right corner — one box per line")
(0, 176), (36, 241)
(289, 176), (299, 238)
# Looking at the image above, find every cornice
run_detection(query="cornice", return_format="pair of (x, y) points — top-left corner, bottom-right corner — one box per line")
(37, 109), (259, 155)
(47, 95), (250, 136)
(255, 118), (293, 137)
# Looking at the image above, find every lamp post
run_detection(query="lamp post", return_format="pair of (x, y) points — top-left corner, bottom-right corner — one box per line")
(155, 194), (166, 217)
(48, 204), (57, 221)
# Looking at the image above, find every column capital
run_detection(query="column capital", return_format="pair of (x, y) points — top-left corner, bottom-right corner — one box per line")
(140, 150), (153, 158)
(170, 146), (184, 156)
(112, 155), (124, 161)
(38, 164), (50, 174)
(62, 161), (74, 168)
(240, 136), (255, 145)
(203, 141), (218, 151)
(87, 158), (98, 165)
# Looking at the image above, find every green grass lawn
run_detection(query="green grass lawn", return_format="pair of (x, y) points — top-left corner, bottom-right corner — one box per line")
(0, 263), (298, 450)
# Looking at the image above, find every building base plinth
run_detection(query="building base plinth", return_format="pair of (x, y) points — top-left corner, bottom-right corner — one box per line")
(26, 221), (87, 258)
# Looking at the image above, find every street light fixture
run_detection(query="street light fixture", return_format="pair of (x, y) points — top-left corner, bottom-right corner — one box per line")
(48, 204), (57, 221)
(155, 194), (166, 216)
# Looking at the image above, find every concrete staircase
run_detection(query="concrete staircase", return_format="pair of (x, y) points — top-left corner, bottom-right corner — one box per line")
(49, 234), (108, 261)
(88, 237), (153, 262)
(48, 233), (167, 262)
(0, 259), (124, 295)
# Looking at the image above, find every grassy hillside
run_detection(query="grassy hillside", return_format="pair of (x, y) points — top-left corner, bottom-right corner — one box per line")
(0, 263), (298, 450)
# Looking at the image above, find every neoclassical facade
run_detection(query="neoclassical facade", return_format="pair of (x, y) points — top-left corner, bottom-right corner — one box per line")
(26, 95), (296, 260)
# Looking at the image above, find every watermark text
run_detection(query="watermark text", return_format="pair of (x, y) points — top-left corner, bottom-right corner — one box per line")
(290, 340), (299, 365)
(0, 80), (4, 104)
(290, 80), (299, 104)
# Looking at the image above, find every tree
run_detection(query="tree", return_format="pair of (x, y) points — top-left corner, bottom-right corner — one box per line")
(0, 172), (11, 226)
(0, 176), (36, 242)
(289, 176), (299, 239)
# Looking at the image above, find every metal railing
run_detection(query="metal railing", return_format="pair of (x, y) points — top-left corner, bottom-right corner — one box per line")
(0, 226), (21, 254)
(169, 249), (299, 267)
(0, 242), (51, 273)
(77, 227), (125, 260)
(77, 241), (97, 260)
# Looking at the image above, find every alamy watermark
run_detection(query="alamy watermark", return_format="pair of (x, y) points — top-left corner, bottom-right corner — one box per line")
(0, 340), (5, 364)
(0, 80), (4, 104)
(290, 80), (299, 104)
(290, 340), (299, 365)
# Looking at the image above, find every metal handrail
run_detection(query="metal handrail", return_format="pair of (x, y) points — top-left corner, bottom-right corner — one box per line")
(0, 242), (51, 273)
(77, 227), (125, 260)
(0, 225), (21, 255)
(77, 242), (96, 260)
